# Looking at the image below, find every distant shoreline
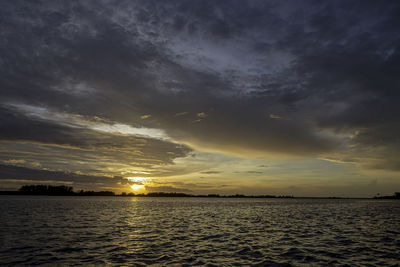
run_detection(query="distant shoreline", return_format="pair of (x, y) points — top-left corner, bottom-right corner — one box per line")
(1, 185), (399, 199)
(0, 191), (397, 199)
(0, 190), (295, 198)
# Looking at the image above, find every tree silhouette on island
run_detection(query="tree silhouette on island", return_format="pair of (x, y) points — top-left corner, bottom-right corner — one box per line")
(0, 184), (296, 198)
(0, 184), (398, 199)
(17, 185), (115, 196)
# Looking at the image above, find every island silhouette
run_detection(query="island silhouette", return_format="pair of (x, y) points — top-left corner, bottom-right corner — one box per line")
(0, 184), (295, 198)
(1, 184), (399, 199)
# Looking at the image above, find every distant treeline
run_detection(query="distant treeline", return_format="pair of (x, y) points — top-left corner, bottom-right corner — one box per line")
(0, 185), (399, 199)
(0, 184), (294, 198)
(0, 185), (115, 196)
(131, 192), (294, 198)
(373, 192), (400, 199)
(20, 185), (74, 195)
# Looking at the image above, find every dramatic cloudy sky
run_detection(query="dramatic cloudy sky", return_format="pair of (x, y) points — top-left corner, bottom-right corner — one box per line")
(1, 0), (399, 196)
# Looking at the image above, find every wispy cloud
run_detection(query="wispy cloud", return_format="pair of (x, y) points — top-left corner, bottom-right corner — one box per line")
(200, 171), (221, 174)
(140, 114), (151, 119)
(269, 114), (285, 120)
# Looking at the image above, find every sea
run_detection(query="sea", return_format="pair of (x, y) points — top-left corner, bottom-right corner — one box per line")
(1, 196), (399, 266)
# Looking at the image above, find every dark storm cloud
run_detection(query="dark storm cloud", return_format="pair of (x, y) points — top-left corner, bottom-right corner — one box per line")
(0, 164), (125, 184)
(0, 164), (140, 191)
(1, 0), (400, 170)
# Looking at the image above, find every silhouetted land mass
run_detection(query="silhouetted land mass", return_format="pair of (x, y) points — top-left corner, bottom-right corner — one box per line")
(0, 184), (293, 198)
(133, 192), (293, 198)
(373, 192), (400, 199)
(19, 185), (74, 195)
(1, 185), (399, 199)
(75, 190), (115, 196)
(0, 185), (114, 196)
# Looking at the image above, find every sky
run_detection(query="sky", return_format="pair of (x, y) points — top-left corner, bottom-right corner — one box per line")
(0, 0), (399, 197)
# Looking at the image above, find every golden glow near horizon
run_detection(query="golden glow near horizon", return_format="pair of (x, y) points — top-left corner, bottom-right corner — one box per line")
(130, 184), (144, 190)
(128, 177), (149, 192)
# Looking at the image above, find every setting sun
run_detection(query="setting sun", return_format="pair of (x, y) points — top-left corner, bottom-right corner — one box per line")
(128, 177), (149, 192)
(130, 184), (144, 191)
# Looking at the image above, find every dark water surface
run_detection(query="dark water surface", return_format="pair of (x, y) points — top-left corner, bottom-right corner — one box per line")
(1, 196), (399, 266)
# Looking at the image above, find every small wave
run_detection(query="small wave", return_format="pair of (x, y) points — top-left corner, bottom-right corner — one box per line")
(54, 247), (83, 253)
(252, 260), (293, 267)
(1, 197), (400, 266)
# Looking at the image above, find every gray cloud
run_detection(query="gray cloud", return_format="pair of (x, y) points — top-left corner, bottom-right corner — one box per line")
(0, 164), (128, 188)
(0, 105), (192, 177)
(234, 171), (264, 174)
(145, 185), (193, 193)
(0, 0), (399, 172)
(200, 171), (222, 174)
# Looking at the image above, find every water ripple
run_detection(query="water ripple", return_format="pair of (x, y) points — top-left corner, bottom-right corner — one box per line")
(1, 196), (399, 266)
